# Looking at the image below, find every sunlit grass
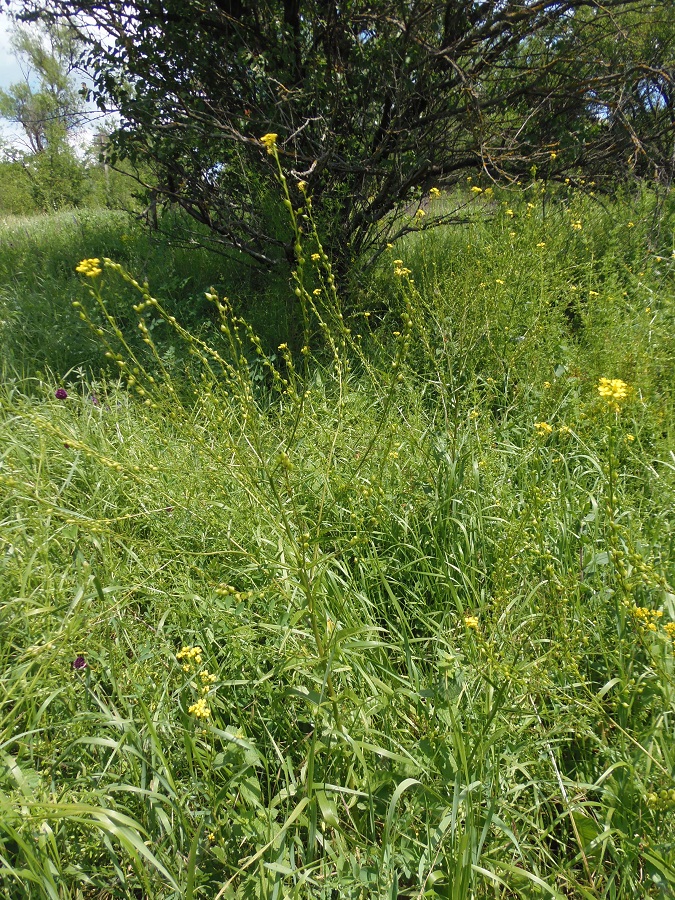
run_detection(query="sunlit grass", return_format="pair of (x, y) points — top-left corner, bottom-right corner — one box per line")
(1, 180), (675, 898)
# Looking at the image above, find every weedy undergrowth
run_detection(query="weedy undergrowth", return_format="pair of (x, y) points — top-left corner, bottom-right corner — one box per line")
(2, 158), (675, 898)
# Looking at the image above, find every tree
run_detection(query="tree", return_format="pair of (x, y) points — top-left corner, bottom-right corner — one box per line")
(0, 15), (88, 208)
(14, 1), (674, 272)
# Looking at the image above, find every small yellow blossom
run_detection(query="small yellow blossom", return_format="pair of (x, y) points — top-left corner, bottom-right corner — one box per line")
(543, 381), (551, 389)
(278, 343), (288, 351)
(571, 221), (582, 230)
(469, 409), (479, 420)
(394, 266), (411, 277)
(550, 151), (558, 160)
(471, 186), (483, 194)
(415, 208), (426, 219)
(625, 433), (635, 442)
(506, 209), (514, 217)
(536, 242), (546, 248)
(597, 377), (629, 407)
(76, 258), (102, 278)
(527, 202), (535, 209)
(627, 221), (634, 228)
(188, 697), (211, 719)
(627, 605), (662, 632)
(260, 133), (278, 154)
(664, 622), (675, 641)
(495, 278), (505, 285)
(311, 253), (321, 261)
(534, 422), (553, 435)
(509, 231), (516, 237)
(297, 180), (307, 192)
(429, 187), (441, 199)
(464, 615), (480, 631)
(177, 645), (203, 666)
(589, 290), (599, 297)
(313, 288), (322, 295)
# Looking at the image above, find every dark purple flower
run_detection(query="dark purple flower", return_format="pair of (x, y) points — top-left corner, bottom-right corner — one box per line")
(90, 393), (100, 406)
(72, 656), (87, 670)
(55, 388), (68, 400)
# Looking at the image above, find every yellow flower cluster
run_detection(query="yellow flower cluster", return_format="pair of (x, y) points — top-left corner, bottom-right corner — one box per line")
(628, 605), (663, 632)
(188, 697), (211, 719)
(664, 623), (675, 641)
(598, 377), (629, 408)
(571, 220), (582, 230)
(429, 187), (441, 199)
(177, 645), (203, 669)
(464, 615), (480, 631)
(260, 133), (278, 154)
(199, 670), (218, 694)
(393, 259), (411, 277)
(470, 186), (483, 194)
(75, 258), (102, 278)
(534, 422), (553, 435)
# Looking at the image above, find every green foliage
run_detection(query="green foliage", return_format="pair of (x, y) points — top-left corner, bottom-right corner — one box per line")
(1, 178), (675, 897)
(19, 0), (674, 271)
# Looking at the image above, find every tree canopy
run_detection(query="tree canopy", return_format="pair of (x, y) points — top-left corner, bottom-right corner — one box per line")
(13, 0), (675, 270)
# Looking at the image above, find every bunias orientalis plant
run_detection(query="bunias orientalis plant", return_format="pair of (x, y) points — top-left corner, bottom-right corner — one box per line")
(65, 134), (420, 876)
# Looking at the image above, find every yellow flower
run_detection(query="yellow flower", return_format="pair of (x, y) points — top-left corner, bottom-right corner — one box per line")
(588, 290), (599, 297)
(625, 433), (635, 442)
(313, 288), (322, 295)
(534, 422), (553, 435)
(297, 180), (307, 192)
(260, 133), (278, 154)
(75, 258), (102, 278)
(627, 221), (634, 228)
(177, 645), (203, 666)
(471, 186), (483, 193)
(506, 209), (514, 216)
(311, 253), (321, 261)
(550, 151), (558, 160)
(495, 278), (505, 285)
(188, 697), (211, 719)
(664, 622), (675, 641)
(536, 242), (546, 248)
(543, 381), (551, 389)
(429, 187), (441, 199)
(597, 377), (629, 405)
(394, 266), (411, 277)
(415, 208), (426, 219)
(571, 221), (582, 230)
(464, 615), (480, 631)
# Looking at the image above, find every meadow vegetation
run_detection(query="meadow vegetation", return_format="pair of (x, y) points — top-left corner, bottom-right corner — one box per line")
(1, 174), (675, 898)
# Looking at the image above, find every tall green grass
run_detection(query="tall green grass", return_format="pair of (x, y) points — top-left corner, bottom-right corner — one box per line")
(1, 177), (675, 898)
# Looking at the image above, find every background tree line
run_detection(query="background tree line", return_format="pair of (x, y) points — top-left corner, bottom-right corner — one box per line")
(5, 0), (674, 271)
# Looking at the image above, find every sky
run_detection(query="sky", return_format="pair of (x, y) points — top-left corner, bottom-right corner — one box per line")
(0, 9), (25, 145)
